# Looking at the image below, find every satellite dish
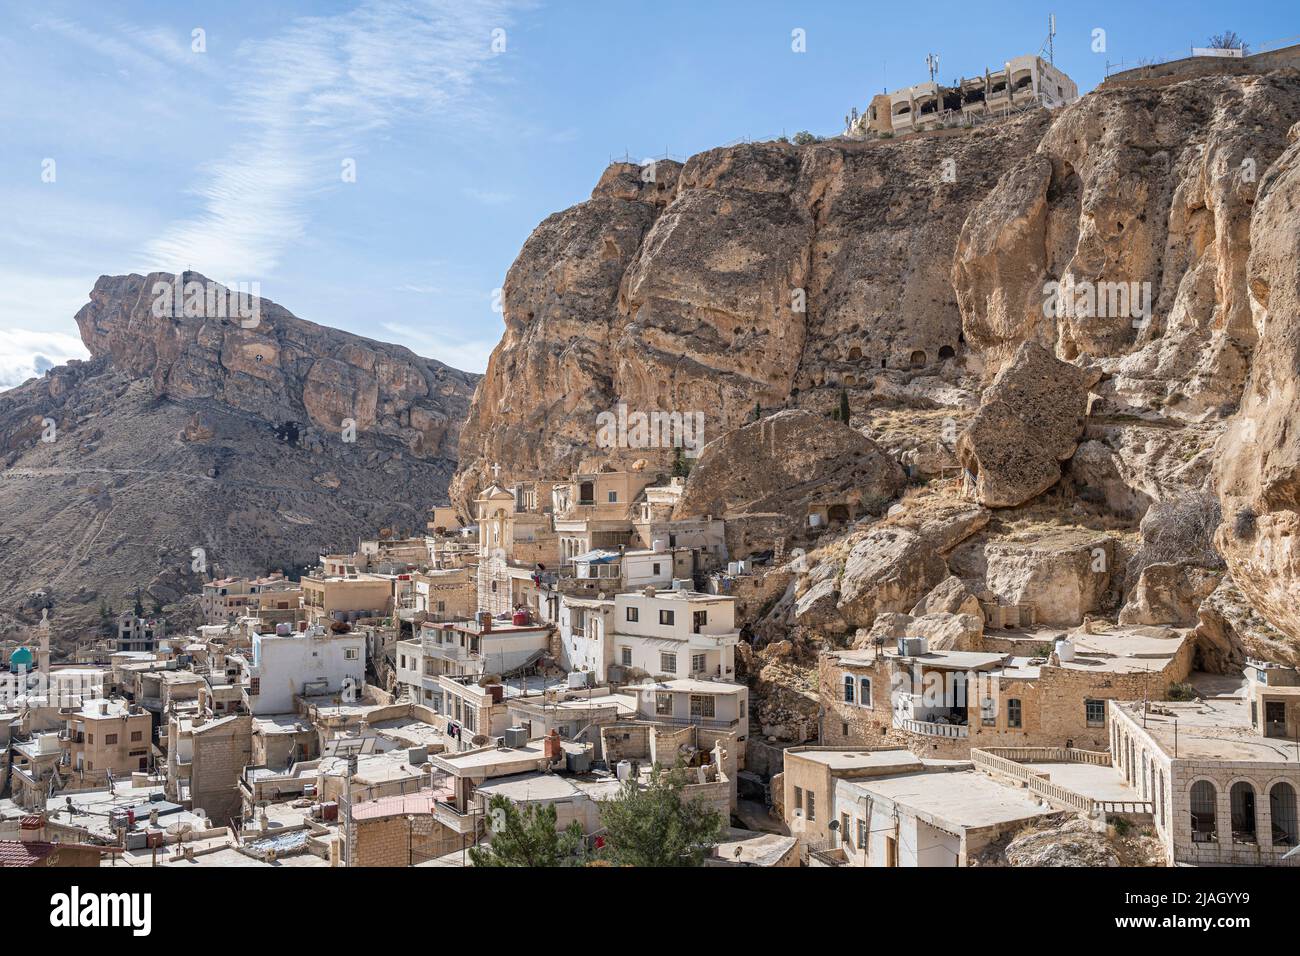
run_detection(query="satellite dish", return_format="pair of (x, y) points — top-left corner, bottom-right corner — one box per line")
(471, 734), (489, 747)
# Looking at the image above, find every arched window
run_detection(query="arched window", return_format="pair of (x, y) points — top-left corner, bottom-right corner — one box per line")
(909, 349), (926, 369)
(1231, 782), (1258, 843)
(843, 675), (854, 704)
(1157, 769), (1165, 828)
(1190, 780), (1217, 842)
(1270, 782), (1297, 847)
(859, 677), (872, 707)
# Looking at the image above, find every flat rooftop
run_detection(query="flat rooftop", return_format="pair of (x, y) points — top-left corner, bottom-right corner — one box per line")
(1116, 698), (1300, 765)
(1016, 761), (1139, 803)
(634, 678), (747, 695)
(791, 747), (968, 775)
(843, 769), (1053, 832)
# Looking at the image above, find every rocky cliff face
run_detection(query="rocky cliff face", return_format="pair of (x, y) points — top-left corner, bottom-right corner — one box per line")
(1214, 122), (1300, 651)
(0, 275), (477, 646)
(451, 115), (1050, 508)
(454, 64), (1300, 664)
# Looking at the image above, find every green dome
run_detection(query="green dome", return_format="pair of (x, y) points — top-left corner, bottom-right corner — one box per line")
(9, 647), (34, 671)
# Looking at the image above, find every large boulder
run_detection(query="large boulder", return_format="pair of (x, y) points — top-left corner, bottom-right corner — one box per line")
(674, 409), (906, 532)
(911, 575), (982, 617)
(1119, 562), (1221, 628)
(968, 530), (1117, 628)
(957, 343), (1099, 507)
(836, 527), (950, 630)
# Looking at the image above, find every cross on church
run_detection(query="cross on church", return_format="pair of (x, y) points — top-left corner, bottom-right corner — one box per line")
(490, 462), (501, 479)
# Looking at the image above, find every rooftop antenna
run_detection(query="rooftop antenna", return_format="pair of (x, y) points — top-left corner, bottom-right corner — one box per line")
(925, 52), (940, 82)
(1041, 14), (1057, 64)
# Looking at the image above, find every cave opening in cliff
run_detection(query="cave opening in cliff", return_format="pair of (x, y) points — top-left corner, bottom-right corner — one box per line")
(909, 350), (927, 369)
(938, 345), (956, 361)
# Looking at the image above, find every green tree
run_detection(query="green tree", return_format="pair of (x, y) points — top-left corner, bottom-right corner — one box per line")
(468, 795), (586, 867)
(838, 388), (851, 424)
(792, 130), (819, 146)
(597, 764), (724, 867)
(671, 446), (693, 478)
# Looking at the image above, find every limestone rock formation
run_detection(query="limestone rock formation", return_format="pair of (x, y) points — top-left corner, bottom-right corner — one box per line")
(1214, 123), (1300, 647)
(673, 409), (906, 535)
(1120, 562), (1221, 628)
(451, 116), (1050, 509)
(972, 530), (1117, 628)
(910, 575), (982, 617)
(957, 342), (1099, 507)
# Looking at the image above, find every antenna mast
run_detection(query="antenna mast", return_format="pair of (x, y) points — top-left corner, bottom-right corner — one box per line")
(925, 52), (940, 82)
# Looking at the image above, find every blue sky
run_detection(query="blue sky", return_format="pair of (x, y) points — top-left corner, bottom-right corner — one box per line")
(1, 0), (1294, 387)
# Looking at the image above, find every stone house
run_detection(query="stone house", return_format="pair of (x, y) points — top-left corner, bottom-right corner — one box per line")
(820, 627), (1194, 758)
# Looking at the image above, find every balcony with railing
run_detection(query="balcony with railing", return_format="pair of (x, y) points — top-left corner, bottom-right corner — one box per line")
(894, 716), (969, 739)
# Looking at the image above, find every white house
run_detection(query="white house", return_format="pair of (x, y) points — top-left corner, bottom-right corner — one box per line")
(556, 595), (615, 677)
(612, 588), (740, 681)
(244, 625), (365, 715)
(632, 677), (748, 730)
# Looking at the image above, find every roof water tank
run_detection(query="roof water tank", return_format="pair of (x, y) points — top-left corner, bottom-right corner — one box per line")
(408, 746), (428, 765)
(1054, 637), (1076, 663)
(616, 759), (633, 781)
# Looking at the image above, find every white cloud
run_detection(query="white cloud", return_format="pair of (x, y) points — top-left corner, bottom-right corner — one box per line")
(143, 0), (528, 278)
(380, 320), (495, 374)
(0, 328), (90, 391)
(462, 186), (515, 205)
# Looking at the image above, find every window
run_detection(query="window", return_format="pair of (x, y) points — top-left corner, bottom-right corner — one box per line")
(463, 707), (476, 733)
(621, 647), (632, 666)
(607, 490), (617, 503)
(660, 652), (677, 674)
(655, 692), (673, 716)
(345, 648), (359, 661)
(652, 562), (661, 576)
(806, 790), (815, 822)
(841, 813), (852, 847)
(1085, 699), (1106, 727)
(1270, 783), (1297, 847)
(626, 606), (639, 623)
(1007, 699), (1022, 729)
(859, 677), (872, 707)
(131, 731), (143, 742)
(794, 786), (803, 811)
(689, 695), (715, 718)
(980, 699), (996, 727)
(843, 675), (855, 703)
(1230, 782), (1257, 843)
(1190, 780), (1217, 842)
(692, 610), (708, 633)
(857, 817), (868, 849)
(105, 734), (118, 745)
(691, 653), (706, 674)
(659, 609), (675, 626)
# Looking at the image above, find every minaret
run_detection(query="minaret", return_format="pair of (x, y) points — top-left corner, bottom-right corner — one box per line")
(38, 608), (50, 676)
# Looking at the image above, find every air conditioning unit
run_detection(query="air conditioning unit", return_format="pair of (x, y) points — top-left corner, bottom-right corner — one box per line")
(503, 726), (529, 749)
